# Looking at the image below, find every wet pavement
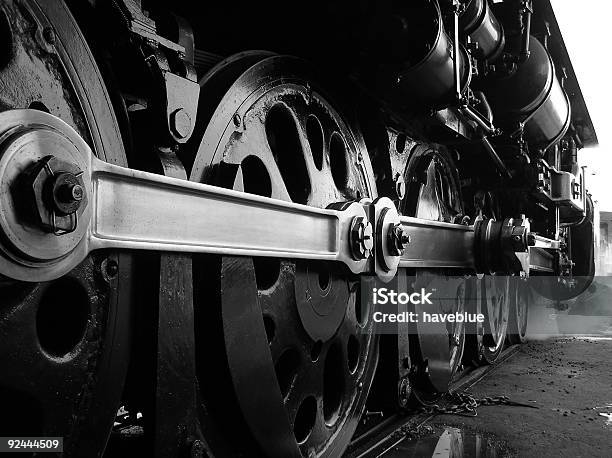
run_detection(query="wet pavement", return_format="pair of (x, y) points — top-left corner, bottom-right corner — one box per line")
(382, 337), (612, 457)
(383, 425), (511, 457)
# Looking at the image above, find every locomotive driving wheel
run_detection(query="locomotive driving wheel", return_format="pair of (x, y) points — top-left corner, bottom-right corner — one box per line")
(189, 54), (379, 457)
(0, 1), (131, 456)
(476, 274), (510, 363)
(400, 146), (468, 404)
(507, 276), (529, 344)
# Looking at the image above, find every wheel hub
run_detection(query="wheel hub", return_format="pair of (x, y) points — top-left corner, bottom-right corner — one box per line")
(0, 114), (92, 266)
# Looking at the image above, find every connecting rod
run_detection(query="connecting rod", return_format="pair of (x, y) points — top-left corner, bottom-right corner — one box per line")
(0, 110), (555, 282)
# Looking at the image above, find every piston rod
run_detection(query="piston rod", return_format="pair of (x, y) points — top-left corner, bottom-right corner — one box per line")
(399, 217), (475, 269)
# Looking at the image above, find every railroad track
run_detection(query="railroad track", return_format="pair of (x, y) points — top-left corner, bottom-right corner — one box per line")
(346, 345), (521, 458)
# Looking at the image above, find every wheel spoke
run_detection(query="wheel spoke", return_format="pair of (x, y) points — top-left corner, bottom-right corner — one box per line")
(223, 125), (293, 201)
(285, 356), (323, 425)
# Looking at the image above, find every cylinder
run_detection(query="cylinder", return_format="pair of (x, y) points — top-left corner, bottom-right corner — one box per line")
(460, 0), (505, 61)
(483, 36), (570, 150)
(390, 0), (471, 108)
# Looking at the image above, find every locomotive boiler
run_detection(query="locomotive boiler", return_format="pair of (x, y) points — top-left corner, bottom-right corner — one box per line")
(0, 0), (597, 456)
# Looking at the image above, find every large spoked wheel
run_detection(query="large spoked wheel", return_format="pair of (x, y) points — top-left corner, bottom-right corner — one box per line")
(400, 147), (468, 404)
(189, 54), (378, 457)
(507, 276), (529, 344)
(0, 1), (131, 456)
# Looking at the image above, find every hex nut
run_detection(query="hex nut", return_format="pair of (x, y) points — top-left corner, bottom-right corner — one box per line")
(170, 108), (192, 139)
(350, 216), (373, 260)
(387, 223), (410, 256)
(26, 156), (87, 233)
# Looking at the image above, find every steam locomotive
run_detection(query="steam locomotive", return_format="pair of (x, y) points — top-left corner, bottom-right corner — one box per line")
(0, 0), (597, 456)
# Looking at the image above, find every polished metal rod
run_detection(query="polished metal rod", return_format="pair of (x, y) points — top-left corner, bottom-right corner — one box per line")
(90, 158), (364, 270)
(398, 216), (476, 269)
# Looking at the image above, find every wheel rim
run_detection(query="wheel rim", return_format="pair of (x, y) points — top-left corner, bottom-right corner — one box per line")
(507, 277), (529, 344)
(480, 275), (510, 362)
(190, 54), (378, 456)
(0, 1), (131, 456)
(400, 147), (467, 400)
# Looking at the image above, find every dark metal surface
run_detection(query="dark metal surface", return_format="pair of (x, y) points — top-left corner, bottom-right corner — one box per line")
(153, 151), (203, 457)
(0, 1), (132, 456)
(460, 0), (505, 61)
(393, 0), (470, 107)
(220, 257), (303, 458)
(484, 36), (570, 149)
(531, 0), (598, 147)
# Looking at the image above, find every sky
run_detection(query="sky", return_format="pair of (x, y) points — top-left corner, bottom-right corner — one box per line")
(552, 1), (612, 210)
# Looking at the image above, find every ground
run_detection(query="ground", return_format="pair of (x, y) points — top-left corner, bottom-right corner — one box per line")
(388, 338), (612, 457)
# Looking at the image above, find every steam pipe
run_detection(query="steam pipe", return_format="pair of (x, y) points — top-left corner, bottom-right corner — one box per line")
(474, 90), (493, 125)
(460, 104), (495, 134)
(519, 0), (533, 62)
(481, 137), (512, 179)
(453, 0), (462, 100)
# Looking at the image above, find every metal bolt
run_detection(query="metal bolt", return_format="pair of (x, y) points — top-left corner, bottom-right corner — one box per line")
(42, 27), (55, 45)
(106, 260), (118, 277)
(350, 217), (373, 260)
(233, 112), (242, 128)
(189, 439), (205, 458)
(170, 108), (192, 139)
(505, 225), (530, 252)
(26, 156), (86, 234)
(51, 172), (86, 216)
(59, 183), (84, 202)
(527, 233), (536, 247)
(395, 176), (406, 200)
(398, 378), (411, 408)
(101, 258), (119, 282)
(388, 223), (410, 256)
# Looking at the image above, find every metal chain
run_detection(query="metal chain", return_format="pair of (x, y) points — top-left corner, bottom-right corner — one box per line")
(417, 392), (538, 417)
